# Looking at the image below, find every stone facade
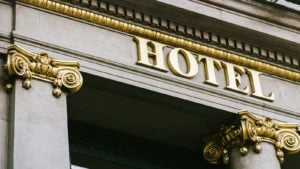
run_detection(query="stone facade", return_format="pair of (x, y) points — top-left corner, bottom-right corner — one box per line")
(0, 0), (299, 169)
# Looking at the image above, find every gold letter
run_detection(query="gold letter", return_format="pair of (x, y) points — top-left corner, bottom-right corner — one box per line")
(197, 55), (221, 86)
(134, 37), (168, 72)
(167, 48), (198, 78)
(222, 62), (249, 94)
(246, 69), (275, 101)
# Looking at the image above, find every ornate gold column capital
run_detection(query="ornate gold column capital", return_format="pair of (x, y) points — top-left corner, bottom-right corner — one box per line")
(4, 45), (83, 97)
(203, 110), (300, 164)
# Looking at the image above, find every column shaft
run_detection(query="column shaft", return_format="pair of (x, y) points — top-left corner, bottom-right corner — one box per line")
(0, 59), (9, 169)
(230, 142), (280, 169)
(9, 79), (70, 169)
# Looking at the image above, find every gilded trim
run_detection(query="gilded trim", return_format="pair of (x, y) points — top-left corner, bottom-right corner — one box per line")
(57, 0), (299, 69)
(5, 45), (83, 97)
(18, 0), (300, 83)
(203, 110), (300, 164)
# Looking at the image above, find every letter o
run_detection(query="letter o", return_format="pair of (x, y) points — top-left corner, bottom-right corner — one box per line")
(167, 48), (198, 78)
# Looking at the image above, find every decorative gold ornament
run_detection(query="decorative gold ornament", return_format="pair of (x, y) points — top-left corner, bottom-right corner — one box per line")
(18, 0), (300, 84)
(203, 140), (223, 164)
(203, 110), (300, 164)
(4, 45), (83, 97)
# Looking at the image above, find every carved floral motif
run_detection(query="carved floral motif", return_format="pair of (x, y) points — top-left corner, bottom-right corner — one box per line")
(203, 110), (300, 164)
(4, 45), (83, 97)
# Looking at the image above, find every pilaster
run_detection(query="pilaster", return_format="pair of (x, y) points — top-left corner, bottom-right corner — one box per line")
(0, 58), (9, 169)
(230, 142), (280, 169)
(4, 45), (83, 169)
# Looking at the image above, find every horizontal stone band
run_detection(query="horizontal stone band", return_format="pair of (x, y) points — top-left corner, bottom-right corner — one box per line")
(18, 0), (300, 83)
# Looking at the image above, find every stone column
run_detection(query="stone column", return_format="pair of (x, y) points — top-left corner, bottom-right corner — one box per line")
(230, 142), (280, 169)
(0, 58), (9, 169)
(203, 110), (300, 169)
(4, 45), (83, 169)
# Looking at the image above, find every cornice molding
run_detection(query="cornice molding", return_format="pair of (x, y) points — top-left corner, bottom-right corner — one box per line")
(4, 45), (83, 97)
(12, 34), (300, 121)
(203, 110), (300, 164)
(17, 0), (300, 84)
(55, 0), (300, 70)
(200, 0), (300, 29)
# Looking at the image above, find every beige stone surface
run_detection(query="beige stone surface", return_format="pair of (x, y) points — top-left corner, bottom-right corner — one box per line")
(0, 59), (9, 169)
(10, 79), (70, 169)
(230, 142), (281, 169)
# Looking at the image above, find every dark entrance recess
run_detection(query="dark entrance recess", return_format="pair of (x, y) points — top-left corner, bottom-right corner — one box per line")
(67, 73), (234, 169)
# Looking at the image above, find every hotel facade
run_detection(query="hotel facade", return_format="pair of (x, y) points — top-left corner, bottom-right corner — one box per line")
(0, 0), (300, 169)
